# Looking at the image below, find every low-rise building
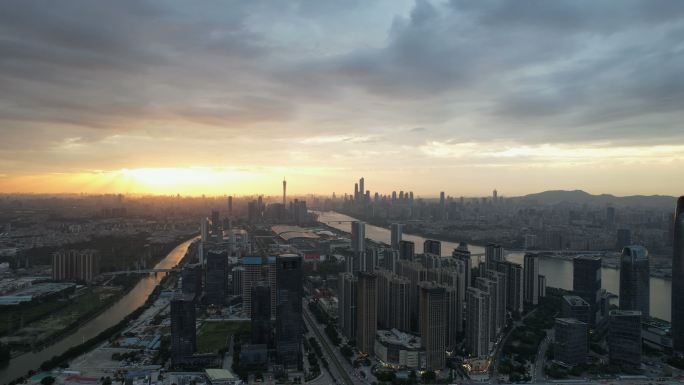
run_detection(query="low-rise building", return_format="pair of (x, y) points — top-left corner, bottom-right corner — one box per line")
(374, 329), (422, 369)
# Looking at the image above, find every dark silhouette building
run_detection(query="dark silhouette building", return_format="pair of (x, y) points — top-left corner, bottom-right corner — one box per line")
(171, 294), (196, 366)
(399, 240), (415, 261)
(619, 246), (650, 317)
(616, 229), (632, 250)
(673, 196), (684, 351)
(423, 239), (441, 256)
(205, 250), (227, 306)
(356, 271), (378, 355)
(251, 281), (272, 346)
(573, 255), (601, 326)
(275, 254), (303, 370)
(554, 318), (588, 367)
(608, 310), (642, 368)
(562, 295), (591, 325)
(181, 264), (202, 300)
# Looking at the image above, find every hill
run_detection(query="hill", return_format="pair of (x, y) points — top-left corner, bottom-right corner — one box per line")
(516, 190), (676, 209)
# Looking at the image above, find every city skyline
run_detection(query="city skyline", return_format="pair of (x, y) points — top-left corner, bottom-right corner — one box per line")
(1, 1), (684, 196)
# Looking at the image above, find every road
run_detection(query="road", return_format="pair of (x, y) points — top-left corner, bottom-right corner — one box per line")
(533, 330), (553, 383)
(302, 308), (355, 385)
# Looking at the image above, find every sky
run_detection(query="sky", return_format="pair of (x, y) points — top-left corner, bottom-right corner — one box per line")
(1, 0), (683, 197)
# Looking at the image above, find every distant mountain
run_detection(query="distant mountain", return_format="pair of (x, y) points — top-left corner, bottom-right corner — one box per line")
(516, 190), (677, 209)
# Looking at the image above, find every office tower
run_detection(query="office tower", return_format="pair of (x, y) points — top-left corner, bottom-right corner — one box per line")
(561, 295), (591, 325)
(181, 264), (202, 299)
(673, 196), (684, 351)
(485, 243), (504, 268)
(452, 242), (472, 288)
(242, 256), (276, 318)
(354, 183), (359, 201)
(616, 229), (632, 250)
(52, 249), (100, 282)
(231, 266), (244, 296)
(338, 272), (358, 341)
(351, 221), (366, 252)
(466, 287), (490, 357)
(523, 253), (540, 306)
(554, 318), (588, 367)
(619, 245), (650, 317)
(608, 310), (642, 368)
(423, 239), (441, 256)
(356, 272), (377, 354)
(485, 270), (507, 333)
(391, 223), (403, 250)
(228, 196), (233, 217)
(392, 191), (397, 202)
(573, 255), (602, 326)
(419, 282), (447, 370)
(171, 294), (196, 366)
(251, 281), (272, 346)
(359, 177), (365, 202)
(439, 191), (445, 208)
(275, 254), (303, 370)
(497, 261), (523, 314)
(538, 275), (547, 298)
(205, 250), (227, 306)
(282, 178), (286, 206)
(201, 217), (209, 242)
(399, 240), (415, 261)
(493, 189), (498, 203)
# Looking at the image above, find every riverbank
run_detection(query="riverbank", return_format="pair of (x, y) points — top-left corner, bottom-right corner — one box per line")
(0, 237), (197, 385)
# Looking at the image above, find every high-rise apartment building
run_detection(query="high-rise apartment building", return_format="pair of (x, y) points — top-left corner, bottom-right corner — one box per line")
(619, 245), (650, 317)
(423, 239), (441, 256)
(466, 287), (490, 357)
(573, 255), (602, 326)
(356, 272), (378, 354)
(497, 261), (523, 314)
(52, 249), (100, 282)
(275, 254), (303, 370)
(419, 282), (447, 370)
(391, 223), (403, 250)
(475, 276), (500, 341)
(485, 243), (504, 268)
(673, 196), (684, 351)
(523, 253), (539, 306)
(399, 240), (415, 261)
(338, 272), (358, 341)
(452, 242), (472, 288)
(350, 221), (366, 273)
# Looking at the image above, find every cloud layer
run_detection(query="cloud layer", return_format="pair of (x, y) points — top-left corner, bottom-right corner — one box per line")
(1, 0), (683, 195)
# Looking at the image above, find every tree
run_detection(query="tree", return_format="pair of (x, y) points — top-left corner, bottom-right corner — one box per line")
(421, 370), (436, 382)
(40, 377), (55, 385)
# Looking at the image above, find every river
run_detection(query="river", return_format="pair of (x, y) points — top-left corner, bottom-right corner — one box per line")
(316, 211), (672, 322)
(0, 237), (196, 384)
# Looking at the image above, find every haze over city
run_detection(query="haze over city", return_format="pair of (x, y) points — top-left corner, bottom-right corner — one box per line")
(2, 0), (684, 196)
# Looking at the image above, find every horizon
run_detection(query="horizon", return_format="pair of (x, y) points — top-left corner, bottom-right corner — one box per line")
(1, 1), (683, 196)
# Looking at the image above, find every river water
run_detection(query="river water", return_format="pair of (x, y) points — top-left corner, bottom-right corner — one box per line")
(316, 211), (671, 322)
(0, 238), (196, 384)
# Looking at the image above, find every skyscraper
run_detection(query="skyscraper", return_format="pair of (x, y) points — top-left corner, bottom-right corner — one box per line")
(282, 178), (286, 206)
(205, 250), (227, 306)
(251, 281), (272, 346)
(497, 261), (523, 314)
(275, 254), (303, 370)
(452, 242), (472, 288)
(673, 197), (684, 351)
(423, 239), (441, 256)
(391, 223), (403, 250)
(523, 253), (539, 306)
(419, 282), (447, 370)
(573, 255), (602, 326)
(608, 310), (642, 368)
(554, 318), (587, 367)
(399, 240), (415, 261)
(171, 293), (196, 366)
(485, 243), (504, 268)
(619, 245), (650, 317)
(338, 272), (358, 341)
(359, 177), (365, 202)
(466, 287), (490, 357)
(201, 217), (209, 243)
(356, 272), (377, 354)
(350, 221), (366, 273)
(181, 264), (202, 300)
